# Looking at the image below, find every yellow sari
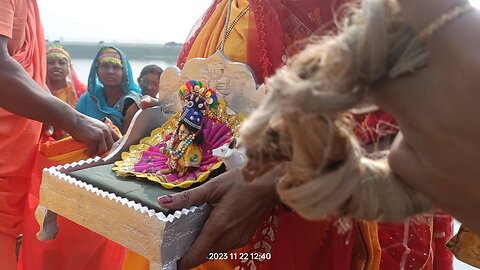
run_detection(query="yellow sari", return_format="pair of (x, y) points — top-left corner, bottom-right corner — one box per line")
(186, 0), (249, 64)
(51, 83), (83, 108)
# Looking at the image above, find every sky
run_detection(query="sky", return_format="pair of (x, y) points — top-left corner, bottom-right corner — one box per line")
(472, 0), (480, 6)
(38, 0), (480, 44)
(37, 0), (212, 44)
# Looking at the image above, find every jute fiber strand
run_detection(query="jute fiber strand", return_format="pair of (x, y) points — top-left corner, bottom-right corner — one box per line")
(240, 0), (438, 221)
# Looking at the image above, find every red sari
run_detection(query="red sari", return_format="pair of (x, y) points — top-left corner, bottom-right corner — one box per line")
(355, 110), (454, 270)
(178, 0), (342, 83)
(177, 1), (374, 270)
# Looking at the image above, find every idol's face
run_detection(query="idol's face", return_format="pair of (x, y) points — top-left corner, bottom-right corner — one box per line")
(178, 124), (191, 141)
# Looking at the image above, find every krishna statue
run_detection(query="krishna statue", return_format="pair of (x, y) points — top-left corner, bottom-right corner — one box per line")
(113, 80), (241, 189)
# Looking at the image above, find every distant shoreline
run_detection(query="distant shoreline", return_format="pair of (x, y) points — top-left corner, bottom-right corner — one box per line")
(47, 41), (182, 62)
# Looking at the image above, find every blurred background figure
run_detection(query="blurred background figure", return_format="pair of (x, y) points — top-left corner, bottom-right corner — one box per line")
(137, 64), (163, 97)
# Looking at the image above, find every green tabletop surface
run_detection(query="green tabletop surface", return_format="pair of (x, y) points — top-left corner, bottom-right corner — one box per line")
(68, 164), (178, 213)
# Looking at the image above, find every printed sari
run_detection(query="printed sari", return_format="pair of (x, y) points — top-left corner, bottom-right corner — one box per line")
(355, 110), (454, 270)
(179, 1), (380, 270)
(52, 83), (85, 109)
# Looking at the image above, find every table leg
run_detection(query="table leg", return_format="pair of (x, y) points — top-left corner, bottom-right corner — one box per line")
(35, 205), (58, 240)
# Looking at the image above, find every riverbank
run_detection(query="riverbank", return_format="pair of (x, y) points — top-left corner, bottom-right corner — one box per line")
(47, 41), (182, 63)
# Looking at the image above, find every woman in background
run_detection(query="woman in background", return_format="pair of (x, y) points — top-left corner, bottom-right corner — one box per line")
(46, 44), (87, 139)
(76, 46), (141, 133)
(46, 44), (86, 108)
(138, 64), (163, 97)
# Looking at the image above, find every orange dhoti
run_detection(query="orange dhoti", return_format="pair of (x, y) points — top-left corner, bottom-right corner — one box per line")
(17, 150), (126, 270)
(0, 0), (46, 249)
(0, 174), (33, 264)
(18, 131), (126, 270)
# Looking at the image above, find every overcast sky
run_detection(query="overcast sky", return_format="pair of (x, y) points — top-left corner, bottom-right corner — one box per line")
(37, 0), (212, 43)
(38, 0), (480, 44)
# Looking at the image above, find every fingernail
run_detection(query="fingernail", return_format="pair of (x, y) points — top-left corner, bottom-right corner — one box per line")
(158, 195), (173, 205)
(102, 117), (113, 124)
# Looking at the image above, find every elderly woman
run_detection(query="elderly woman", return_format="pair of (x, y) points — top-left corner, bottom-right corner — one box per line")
(76, 46), (141, 133)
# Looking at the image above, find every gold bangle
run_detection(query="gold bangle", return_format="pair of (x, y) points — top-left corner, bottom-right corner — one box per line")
(417, 2), (474, 42)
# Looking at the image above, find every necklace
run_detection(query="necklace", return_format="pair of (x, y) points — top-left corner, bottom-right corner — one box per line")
(165, 132), (196, 161)
(216, 4), (250, 51)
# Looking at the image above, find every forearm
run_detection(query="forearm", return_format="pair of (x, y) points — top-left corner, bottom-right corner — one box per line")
(398, 0), (468, 32)
(0, 55), (83, 132)
(123, 104), (139, 133)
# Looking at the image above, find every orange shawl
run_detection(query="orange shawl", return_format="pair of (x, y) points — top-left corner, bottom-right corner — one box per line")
(0, 0), (45, 243)
(0, 0), (45, 177)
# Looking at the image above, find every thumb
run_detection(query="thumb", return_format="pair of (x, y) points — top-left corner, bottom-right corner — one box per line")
(157, 185), (209, 209)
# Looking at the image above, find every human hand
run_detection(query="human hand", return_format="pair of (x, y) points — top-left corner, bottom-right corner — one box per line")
(371, 9), (480, 184)
(157, 166), (284, 270)
(370, 10), (480, 231)
(68, 115), (120, 156)
(139, 95), (159, 109)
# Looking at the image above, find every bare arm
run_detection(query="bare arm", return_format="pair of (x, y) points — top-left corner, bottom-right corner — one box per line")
(0, 36), (81, 131)
(123, 104), (139, 134)
(0, 36), (119, 155)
